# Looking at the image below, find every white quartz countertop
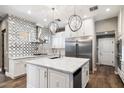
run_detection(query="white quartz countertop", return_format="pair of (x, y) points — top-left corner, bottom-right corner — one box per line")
(26, 57), (89, 74)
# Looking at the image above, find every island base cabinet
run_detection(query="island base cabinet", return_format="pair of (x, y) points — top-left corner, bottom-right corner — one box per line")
(48, 69), (70, 88)
(26, 61), (89, 88)
(27, 64), (47, 88)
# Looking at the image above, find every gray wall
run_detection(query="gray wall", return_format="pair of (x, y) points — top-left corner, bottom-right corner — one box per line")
(95, 17), (118, 32)
(95, 17), (118, 70)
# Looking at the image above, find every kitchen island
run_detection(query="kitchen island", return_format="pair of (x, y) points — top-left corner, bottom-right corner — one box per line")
(26, 57), (89, 88)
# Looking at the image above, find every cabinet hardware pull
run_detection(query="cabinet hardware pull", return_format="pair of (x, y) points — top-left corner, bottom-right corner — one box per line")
(44, 71), (47, 78)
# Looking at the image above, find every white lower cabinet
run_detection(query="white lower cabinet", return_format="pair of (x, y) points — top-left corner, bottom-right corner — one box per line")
(14, 61), (26, 76)
(7, 59), (26, 79)
(27, 64), (47, 88)
(48, 69), (70, 88)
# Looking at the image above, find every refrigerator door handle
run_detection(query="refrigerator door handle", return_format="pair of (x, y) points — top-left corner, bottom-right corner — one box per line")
(76, 43), (78, 57)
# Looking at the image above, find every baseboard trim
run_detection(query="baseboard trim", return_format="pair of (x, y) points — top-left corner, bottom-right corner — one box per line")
(5, 72), (15, 79)
(114, 71), (118, 75)
(5, 71), (26, 79)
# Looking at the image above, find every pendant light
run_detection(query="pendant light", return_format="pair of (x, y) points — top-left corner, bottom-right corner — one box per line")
(48, 8), (59, 34)
(68, 6), (82, 32)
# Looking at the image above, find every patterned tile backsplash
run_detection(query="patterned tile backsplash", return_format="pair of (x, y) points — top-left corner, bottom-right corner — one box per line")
(8, 15), (38, 58)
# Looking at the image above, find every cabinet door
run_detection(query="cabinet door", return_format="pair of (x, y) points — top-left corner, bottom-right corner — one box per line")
(48, 69), (70, 88)
(118, 9), (122, 38)
(82, 62), (89, 88)
(83, 19), (94, 36)
(85, 62), (89, 83)
(26, 64), (47, 88)
(14, 61), (26, 77)
(121, 63), (124, 73)
(81, 66), (86, 88)
(52, 32), (65, 48)
(39, 67), (47, 88)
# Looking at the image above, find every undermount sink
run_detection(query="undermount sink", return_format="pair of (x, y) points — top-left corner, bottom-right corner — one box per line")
(49, 56), (60, 59)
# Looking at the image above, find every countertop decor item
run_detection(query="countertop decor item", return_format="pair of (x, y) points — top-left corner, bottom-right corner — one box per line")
(48, 8), (59, 34)
(68, 6), (82, 32)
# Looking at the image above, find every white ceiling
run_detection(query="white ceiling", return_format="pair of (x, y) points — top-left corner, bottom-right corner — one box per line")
(0, 5), (123, 27)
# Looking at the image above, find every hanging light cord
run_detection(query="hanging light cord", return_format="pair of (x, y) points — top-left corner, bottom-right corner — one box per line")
(52, 8), (55, 21)
(74, 6), (76, 15)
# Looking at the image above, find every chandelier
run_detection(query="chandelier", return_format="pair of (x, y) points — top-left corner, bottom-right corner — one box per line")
(68, 6), (82, 32)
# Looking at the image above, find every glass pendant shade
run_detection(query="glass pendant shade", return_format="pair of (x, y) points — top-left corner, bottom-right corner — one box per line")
(48, 8), (59, 34)
(68, 14), (82, 32)
(49, 21), (59, 34)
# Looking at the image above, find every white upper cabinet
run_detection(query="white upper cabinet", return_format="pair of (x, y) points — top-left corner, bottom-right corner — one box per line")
(82, 19), (95, 36)
(65, 18), (95, 37)
(118, 8), (124, 38)
(118, 9), (122, 38)
(52, 32), (65, 48)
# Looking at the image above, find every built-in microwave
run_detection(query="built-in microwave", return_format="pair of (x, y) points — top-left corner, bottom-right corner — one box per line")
(117, 39), (122, 69)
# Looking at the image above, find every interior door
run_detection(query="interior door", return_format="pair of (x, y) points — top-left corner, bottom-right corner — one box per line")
(98, 38), (115, 66)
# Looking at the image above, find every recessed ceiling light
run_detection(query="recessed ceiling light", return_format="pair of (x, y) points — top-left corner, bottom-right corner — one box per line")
(27, 10), (31, 14)
(83, 15), (87, 18)
(43, 19), (47, 22)
(106, 8), (110, 12)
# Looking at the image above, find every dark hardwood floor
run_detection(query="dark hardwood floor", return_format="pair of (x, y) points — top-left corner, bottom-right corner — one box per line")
(0, 65), (124, 88)
(0, 72), (10, 84)
(86, 65), (124, 88)
(0, 73), (26, 88)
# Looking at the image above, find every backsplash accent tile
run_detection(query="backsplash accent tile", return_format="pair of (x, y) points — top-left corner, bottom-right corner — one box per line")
(8, 15), (38, 58)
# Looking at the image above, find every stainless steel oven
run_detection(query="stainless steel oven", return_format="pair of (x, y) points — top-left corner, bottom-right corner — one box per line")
(117, 39), (122, 69)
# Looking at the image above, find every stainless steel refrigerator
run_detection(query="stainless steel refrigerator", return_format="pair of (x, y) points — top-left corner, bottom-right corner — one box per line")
(65, 37), (92, 72)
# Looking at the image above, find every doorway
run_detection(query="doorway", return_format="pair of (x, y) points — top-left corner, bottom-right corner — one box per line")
(1, 29), (6, 74)
(98, 37), (115, 66)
